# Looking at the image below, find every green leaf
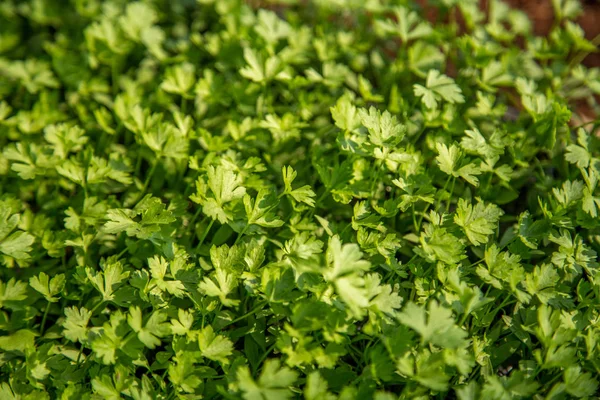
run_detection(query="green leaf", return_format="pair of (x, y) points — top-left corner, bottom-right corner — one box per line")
(197, 325), (234, 364)
(375, 6), (432, 43)
(564, 366), (598, 397)
(127, 306), (170, 349)
(282, 166), (316, 207)
(414, 70), (464, 110)
(170, 309), (194, 336)
(419, 222), (466, 265)
(86, 259), (129, 302)
(0, 230), (34, 262)
(0, 330), (36, 352)
(436, 143), (481, 186)
(161, 63), (195, 97)
(29, 272), (65, 303)
(237, 359), (298, 400)
(244, 189), (284, 228)
(358, 106), (406, 147)
(0, 278), (28, 309)
(454, 199), (504, 246)
(565, 128), (591, 169)
(397, 301), (468, 349)
(305, 371), (336, 400)
(324, 235), (371, 318)
(198, 267), (240, 307)
(63, 307), (92, 343)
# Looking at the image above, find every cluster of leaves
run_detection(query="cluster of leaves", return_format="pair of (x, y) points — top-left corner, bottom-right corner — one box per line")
(1, 0), (600, 398)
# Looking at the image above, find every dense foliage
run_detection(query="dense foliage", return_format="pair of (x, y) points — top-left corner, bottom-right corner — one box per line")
(1, 0), (600, 398)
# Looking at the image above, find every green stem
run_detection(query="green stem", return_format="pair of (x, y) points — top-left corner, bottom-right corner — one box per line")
(189, 208), (204, 228)
(181, 97), (188, 114)
(90, 300), (105, 315)
(488, 296), (515, 319)
(116, 246), (129, 259)
(309, 188), (330, 217)
(369, 162), (383, 195)
(437, 174), (452, 208)
(133, 159), (159, 204)
(256, 343), (276, 367)
(134, 153), (143, 176)
(142, 161), (158, 194)
(234, 225), (248, 245)
(75, 344), (84, 366)
(259, 84), (267, 118)
(416, 203), (431, 232)
(412, 204), (418, 232)
(223, 301), (267, 327)
(568, 33), (600, 72)
(111, 57), (120, 96)
(446, 177), (456, 211)
(196, 219), (215, 250)
(97, 130), (107, 154)
(40, 302), (51, 335)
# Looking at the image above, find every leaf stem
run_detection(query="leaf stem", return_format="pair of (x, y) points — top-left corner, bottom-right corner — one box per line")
(181, 97), (188, 114)
(132, 159), (159, 204)
(75, 344), (84, 366)
(196, 219), (215, 250)
(568, 33), (600, 72)
(40, 302), (51, 335)
(256, 343), (276, 366)
(90, 300), (105, 315)
(189, 208), (204, 228)
(412, 204), (419, 232)
(446, 177), (456, 211)
(314, 189), (330, 209)
(111, 57), (120, 96)
(234, 225), (248, 245)
(223, 301), (267, 327)
(416, 203), (431, 232)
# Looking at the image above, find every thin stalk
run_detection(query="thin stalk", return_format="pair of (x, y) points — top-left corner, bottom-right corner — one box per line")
(189, 208), (204, 228)
(223, 301), (267, 327)
(412, 204), (419, 232)
(181, 97), (188, 114)
(446, 177), (456, 211)
(116, 246), (129, 259)
(134, 153), (143, 176)
(97, 130), (107, 154)
(111, 57), (120, 96)
(196, 219), (215, 250)
(568, 33), (600, 72)
(259, 84), (267, 118)
(90, 300), (105, 315)
(314, 188), (330, 209)
(416, 203), (432, 232)
(133, 159), (159, 204)
(234, 225), (248, 245)
(75, 344), (84, 366)
(40, 302), (51, 335)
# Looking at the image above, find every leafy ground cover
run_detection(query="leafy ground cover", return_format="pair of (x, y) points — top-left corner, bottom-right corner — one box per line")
(1, 0), (600, 398)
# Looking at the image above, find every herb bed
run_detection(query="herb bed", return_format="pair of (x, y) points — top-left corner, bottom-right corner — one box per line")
(1, 0), (600, 399)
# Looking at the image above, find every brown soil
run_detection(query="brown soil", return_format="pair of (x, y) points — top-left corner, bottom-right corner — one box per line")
(417, 0), (600, 66)
(504, 0), (600, 66)
(415, 0), (600, 126)
(502, 0), (600, 126)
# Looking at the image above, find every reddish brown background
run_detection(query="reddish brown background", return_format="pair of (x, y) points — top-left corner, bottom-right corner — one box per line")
(417, 0), (600, 66)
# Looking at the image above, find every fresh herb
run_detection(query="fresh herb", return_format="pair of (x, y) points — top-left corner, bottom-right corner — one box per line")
(1, 0), (599, 398)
